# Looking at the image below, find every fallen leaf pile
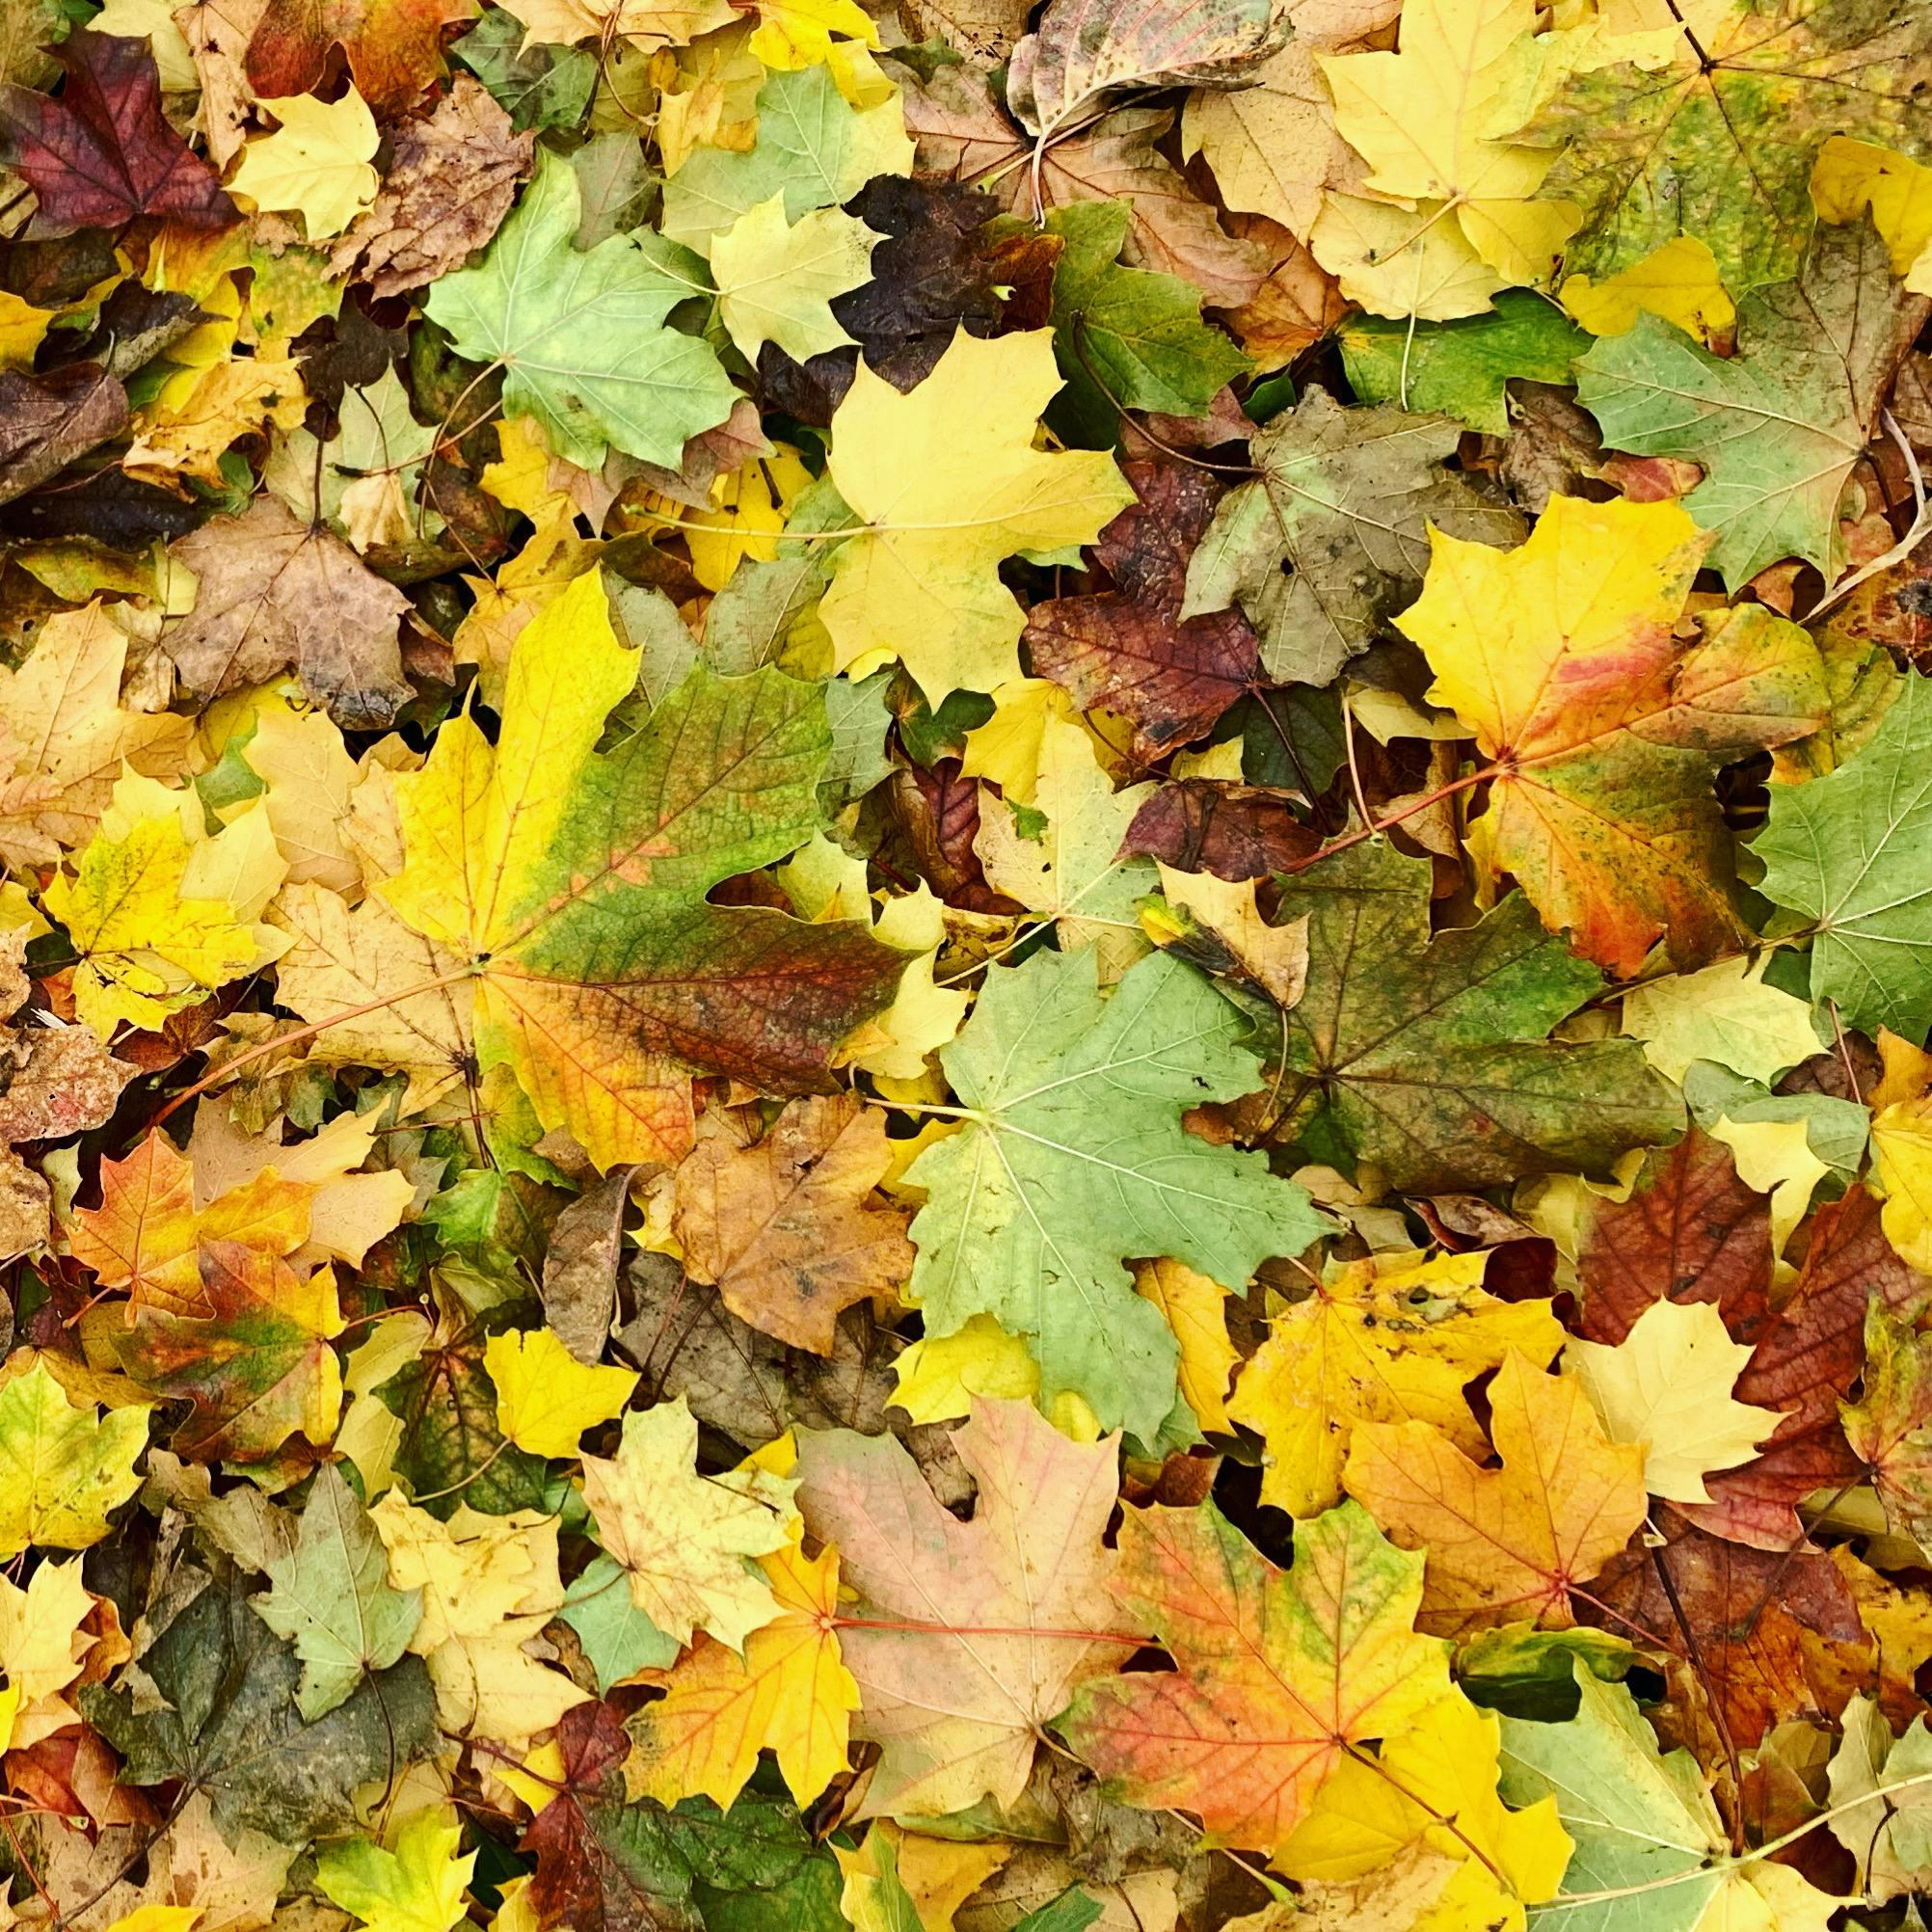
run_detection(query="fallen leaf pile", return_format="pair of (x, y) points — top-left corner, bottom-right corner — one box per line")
(0, 0), (1930, 1925)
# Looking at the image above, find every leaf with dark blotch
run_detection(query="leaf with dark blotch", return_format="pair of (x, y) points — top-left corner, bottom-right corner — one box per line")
(758, 177), (1009, 426)
(51, 282), (206, 379)
(81, 1560), (436, 1846)
(0, 363), (128, 507)
(1120, 780), (1324, 881)
(163, 496), (412, 728)
(0, 35), (234, 234)
(1027, 461), (1258, 758)
(1265, 839), (1681, 1193)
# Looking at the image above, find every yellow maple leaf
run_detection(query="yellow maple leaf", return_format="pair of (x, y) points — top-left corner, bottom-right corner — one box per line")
(709, 196), (878, 364)
(484, 1328), (638, 1458)
(43, 774), (288, 1036)
(1134, 1259), (1238, 1436)
(1811, 136), (1932, 294)
(1231, 1249), (1563, 1518)
(372, 1495), (588, 1749)
(628, 1537), (858, 1809)
(0, 1557), (96, 1751)
(228, 90), (381, 239)
(1565, 1298), (1783, 1504)
(815, 329), (1135, 703)
(577, 1396), (798, 1650)
(0, 1360), (148, 1559)
(1277, 1689), (1572, 1930)
(123, 348), (308, 485)
(1316, 0), (1585, 310)
(315, 1810), (475, 1932)
(0, 599), (192, 869)
(0, 290), (52, 371)
(746, 0), (875, 69)
(1560, 235), (1736, 340)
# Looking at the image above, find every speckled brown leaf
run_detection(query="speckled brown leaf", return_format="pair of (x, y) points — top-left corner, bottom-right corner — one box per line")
(163, 496), (411, 728)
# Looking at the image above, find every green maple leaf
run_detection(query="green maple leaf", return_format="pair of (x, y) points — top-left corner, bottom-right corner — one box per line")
(659, 64), (912, 250)
(252, 1464), (423, 1721)
(83, 1559), (437, 1845)
(905, 945), (1328, 1441)
(425, 148), (736, 468)
(1041, 200), (1251, 439)
(1576, 218), (1917, 592)
(1180, 387), (1522, 685)
(1337, 291), (1589, 436)
(1265, 840), (1681, 1192)
(0, 1360), (147, 1558)
(372, 572), (904, 1170)
(1756, 672), (1932, 1040)
(1498, 1666), (1731, 1932)
(1527, 0), (1932, 292)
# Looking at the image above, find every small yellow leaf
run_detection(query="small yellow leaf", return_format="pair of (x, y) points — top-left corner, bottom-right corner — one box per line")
(709, 195), (877, 363)
(228, 90), (382, 240)
(1560, 235), (1736, 340)
(1134, 1259), (1237, 1435)
(1566, 1299), (1783, 1504)
(0, 291), (52, 371)
(1811, 136), (1932, 294)
(1621, 954), (1824, 1086)
(484, 1328), (638, 1459)
(314, 1810), (475, 1932)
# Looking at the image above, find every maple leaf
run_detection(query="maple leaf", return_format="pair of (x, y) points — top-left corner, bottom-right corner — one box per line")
(0, 34), (234, 234)
(813, 327), (1135, 704)
(1181, 386), (1521, 687)
(71, 1131), (311, 1316)
(1567, 1299), (1784, 1505)
(246, 0), (476, 109)
(1399, 493), (1830, 975)
(330, 75), (532, 296)
(1024, 461), (1259, 761)
(795, 1397), (1120, 1817)
(1266, 838), (1681, 1192)
(252, 1463), (423, 1720)
(1527, 0), (1932, 294)
(483, 1328), (636, 1459)
(228, 89), (380, 241)
(83, 1559), (438, 1844)
(164, 495), (411, 727)
(671, 1094), (913, 1355)
(904, 945), (1328, 1440)
(709, 196), (880, 365)
(1277, 1688), (1574, 1928)
(1060, 1496), (1451, 1854)
(315, 1811), (475, 1932)
(1756, 672), (1932, 1040)
(1843, 1300), (1932, 1554)
(1576, 218), (1920, 591)
(377, 571), (903, 1168)
(0, 600), (192, 869)
(1228, 1248), (1564, 1518)
(578, 1396), (797, 1650)
(1317, 0), (1581, 297)
(628, 1538), (858, 1811)
(0, 1361), (147, 1559)
(1343, 1352), (1649, 1636)
(118, 1239), (345, 1462)
(427, 150), (736, 469)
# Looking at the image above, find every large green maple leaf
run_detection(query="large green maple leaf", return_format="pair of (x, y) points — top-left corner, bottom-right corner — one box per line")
(377, 572), (904, 1170)
(1264, 840), (1682, 1191)
(904, 944), (1328, 1442)
(1576, 218), (1919, 591)
(425, 148), (736, 468)
(1757, 671), (1932, 1040)
(1528, 0), (1932, 293)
